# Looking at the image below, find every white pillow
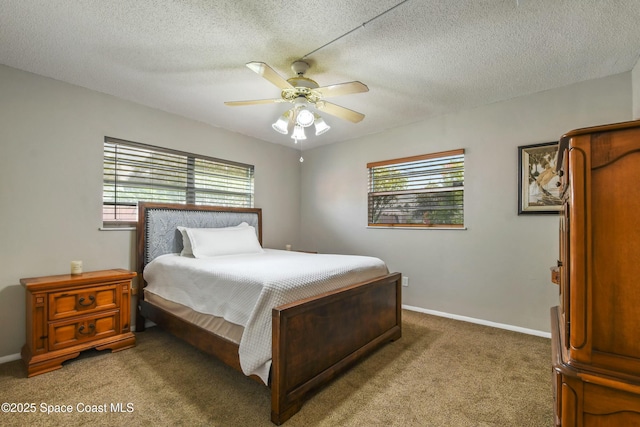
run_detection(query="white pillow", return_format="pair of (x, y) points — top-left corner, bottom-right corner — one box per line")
(177, 226), (194, 256)
(186, 224), (263, 258)
(178, 222), (248, 257)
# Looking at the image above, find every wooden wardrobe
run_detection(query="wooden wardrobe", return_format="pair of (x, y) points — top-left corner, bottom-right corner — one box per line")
(551, 119), (640, 426)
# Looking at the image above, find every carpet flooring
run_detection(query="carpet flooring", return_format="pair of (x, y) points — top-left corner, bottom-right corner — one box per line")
(0, 310), (553, 426)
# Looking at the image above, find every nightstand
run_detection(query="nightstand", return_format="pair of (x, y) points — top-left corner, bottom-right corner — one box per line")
(21, 269), (136, 377)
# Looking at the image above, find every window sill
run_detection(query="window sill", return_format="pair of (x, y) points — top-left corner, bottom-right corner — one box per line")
(366, 226), (467, 230)
(99, 227), (136, 231)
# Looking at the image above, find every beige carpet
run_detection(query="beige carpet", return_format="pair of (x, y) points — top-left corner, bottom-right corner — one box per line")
(0, 310), (553, 426)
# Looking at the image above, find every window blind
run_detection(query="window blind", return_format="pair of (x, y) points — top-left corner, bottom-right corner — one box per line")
(103, 137), (254, 224)
(367, 149), (464, 228)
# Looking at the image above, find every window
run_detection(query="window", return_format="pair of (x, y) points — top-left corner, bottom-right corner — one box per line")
(103, 137), (254, 226)
(367, 149), (464, 228)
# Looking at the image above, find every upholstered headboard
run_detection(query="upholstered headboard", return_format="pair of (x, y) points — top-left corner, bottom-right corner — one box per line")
(136, 202), (262, 274)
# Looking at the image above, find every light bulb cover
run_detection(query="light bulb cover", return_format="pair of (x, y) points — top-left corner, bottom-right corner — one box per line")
(291, 124), (306, 140)
(314, 115), (331, 135)
(272, 111), (291, 134)
(296, 108), (315, 127)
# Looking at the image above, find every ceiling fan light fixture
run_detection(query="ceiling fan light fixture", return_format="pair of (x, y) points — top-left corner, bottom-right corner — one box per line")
(226, 60), (368, 139)
(291, 124), (306, 140)
(313, 114), (331, 135)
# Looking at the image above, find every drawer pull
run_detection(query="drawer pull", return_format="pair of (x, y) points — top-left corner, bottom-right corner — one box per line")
(78, 295), (95, 307)
(77, 324), (95, 335)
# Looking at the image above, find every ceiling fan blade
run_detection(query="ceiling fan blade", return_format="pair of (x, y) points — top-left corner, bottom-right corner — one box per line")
(315, 81), (369, 98)
(224, 98), (285, 106)
(316, 101), (365, 123)
(246, 62), (293, 90)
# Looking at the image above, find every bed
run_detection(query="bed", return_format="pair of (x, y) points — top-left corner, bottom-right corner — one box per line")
(135, 202), (402, 425)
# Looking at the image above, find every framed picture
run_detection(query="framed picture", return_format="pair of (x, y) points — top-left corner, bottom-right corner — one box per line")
(518, 141), (562, 215)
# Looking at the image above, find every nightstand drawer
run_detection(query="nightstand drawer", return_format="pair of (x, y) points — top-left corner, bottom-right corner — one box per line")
(48, 311), (120, 351)
(48, 284), (120, 321)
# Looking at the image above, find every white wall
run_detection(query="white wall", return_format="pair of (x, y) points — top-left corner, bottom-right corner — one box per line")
(300, 72), (632, 333)
(0, 65), (301, 359)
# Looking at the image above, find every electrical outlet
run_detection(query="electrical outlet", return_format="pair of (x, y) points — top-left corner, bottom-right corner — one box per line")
(402, 277), (409, 287)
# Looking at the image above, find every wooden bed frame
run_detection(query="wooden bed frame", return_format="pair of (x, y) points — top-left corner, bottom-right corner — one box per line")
(135, 202), (402, 425)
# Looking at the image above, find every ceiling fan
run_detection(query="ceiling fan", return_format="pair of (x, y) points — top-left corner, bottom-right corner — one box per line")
(224, 61), (369, 126)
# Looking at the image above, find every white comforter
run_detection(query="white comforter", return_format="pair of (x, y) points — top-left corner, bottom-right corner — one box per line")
(143, 249), (389, 383)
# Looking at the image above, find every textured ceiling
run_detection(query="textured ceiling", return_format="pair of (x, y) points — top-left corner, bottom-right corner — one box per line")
(2, 1), (640, 150)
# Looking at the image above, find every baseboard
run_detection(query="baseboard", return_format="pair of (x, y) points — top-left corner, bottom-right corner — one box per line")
(0, 352), (22, 365)
(402, 304), (551, 339)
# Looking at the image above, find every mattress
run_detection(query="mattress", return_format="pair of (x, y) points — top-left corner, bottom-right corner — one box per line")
(143, 248), (389, 383)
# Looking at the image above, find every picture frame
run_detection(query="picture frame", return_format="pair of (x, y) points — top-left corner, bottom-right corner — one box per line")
(518, 141), (562, 215)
